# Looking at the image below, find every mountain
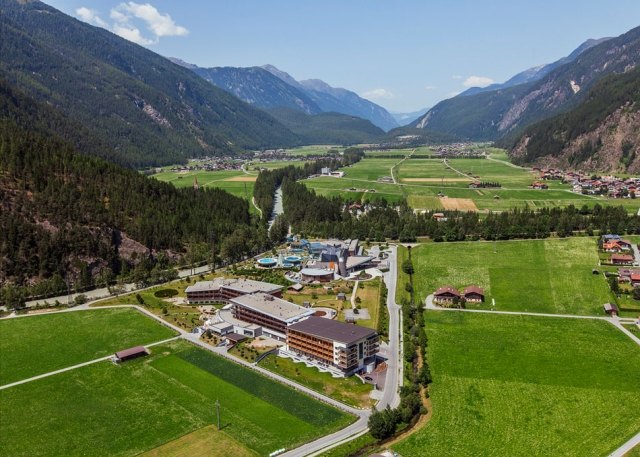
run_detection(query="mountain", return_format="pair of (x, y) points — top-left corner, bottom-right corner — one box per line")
(390, 108), (430, 126)
(508, 66), (640, 172)
(171, 62), (322, 115)
(262, 66), (399, 131)
(0, 0), (298, 167)
(0, 79), (259, 298)
(458, 38), (611, 97)
(266, 107), (384, 145)
(414, 27), (640, 140)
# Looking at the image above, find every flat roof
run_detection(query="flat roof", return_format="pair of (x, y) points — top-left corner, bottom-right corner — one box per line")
(230, 293), (313, 323)
(288, 316), (376, 345)
(345, 256), (373, 269)
(301, 268), (334, 277)
(185, 278), (283, 294)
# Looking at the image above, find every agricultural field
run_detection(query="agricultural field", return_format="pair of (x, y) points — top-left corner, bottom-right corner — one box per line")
(298, 147), (640, 212)
(0, 339), (352, 457)
(397, 237), (615, 315)
(0, 308), (177, 385)
(392, 312), (640, 457)
(152, 169), (256, 201)
(284, 145), (342, 156)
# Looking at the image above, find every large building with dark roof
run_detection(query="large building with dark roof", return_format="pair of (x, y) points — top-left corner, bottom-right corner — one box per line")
(286, 316), (379, 376)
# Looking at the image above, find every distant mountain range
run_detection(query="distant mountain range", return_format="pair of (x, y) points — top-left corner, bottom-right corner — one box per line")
(390, 108), (430, 126)
(458, 38), (611, 97)
(413, 28), (640, 141)
(0, 0), (299, 167)
(507, 65), (640, 172)
(173, 60), (399, 131)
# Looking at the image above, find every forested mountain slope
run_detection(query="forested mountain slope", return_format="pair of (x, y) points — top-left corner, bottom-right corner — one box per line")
(0, 0), (298, 167)
(0, 80), (263, 301)
(509, 66), (640, 172)
(413, 25), (640, 140)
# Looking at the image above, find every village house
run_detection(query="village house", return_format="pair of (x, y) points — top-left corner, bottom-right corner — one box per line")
(433, 286), (461, 304)
(463, 286), (485, 303)
(611, 254), (635, 266)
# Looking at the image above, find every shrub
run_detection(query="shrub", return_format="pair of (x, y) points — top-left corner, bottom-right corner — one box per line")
(154, 288), (179, 298)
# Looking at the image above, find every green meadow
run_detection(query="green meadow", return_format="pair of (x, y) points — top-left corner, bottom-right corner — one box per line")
(392, 312), (640, 457)
(397, 237), (614, 315)
(0, 340), (351, 456)
(0, 308), (177, 385)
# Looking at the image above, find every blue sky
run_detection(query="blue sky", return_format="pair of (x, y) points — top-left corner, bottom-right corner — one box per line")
(45, 0), (640, 112)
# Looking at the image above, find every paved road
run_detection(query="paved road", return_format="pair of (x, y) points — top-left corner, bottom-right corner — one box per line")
(610, 432), (640, 457)
(425, 294), (640, 347)
(24, 264), (212, 308)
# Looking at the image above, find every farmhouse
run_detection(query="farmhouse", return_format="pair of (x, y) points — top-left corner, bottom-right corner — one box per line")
(463, 286), (485, 303)
(285, 316), (379, 376)
(611, 254), (635, 265)
(114, 346), (148, 363)
(603, 303), (619, 316)
(230, 293), (314, 340)
(434, 286), (461, 304)
(185, 278), (283, 304)
(603, 239), (632, 252)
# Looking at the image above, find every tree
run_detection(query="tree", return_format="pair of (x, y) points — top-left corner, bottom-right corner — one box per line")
(368, 407), (397, 440)
(402, 259), (414, 275)
(608, 276), (621, 296)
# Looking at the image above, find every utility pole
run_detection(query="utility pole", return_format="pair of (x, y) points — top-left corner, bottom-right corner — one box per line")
(215, 399), (220, 430)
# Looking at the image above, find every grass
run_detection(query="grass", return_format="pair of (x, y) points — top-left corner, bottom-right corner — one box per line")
(259, 354), (374, 409)
(392, 312), (640, 457)
(140, 425), (257, 457)
(299, 149), (640, 212)
(351, 278), (382, 329)
(0, 308), (177, 385)
(398, 237), (616, 315)
(0, 340), (352, 457)
(318, 432), (379, 457)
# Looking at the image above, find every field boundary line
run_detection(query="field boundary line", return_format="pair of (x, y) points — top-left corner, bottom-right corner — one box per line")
(0, 336), (180, 391)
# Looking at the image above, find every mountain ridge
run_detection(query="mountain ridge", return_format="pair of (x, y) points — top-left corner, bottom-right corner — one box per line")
(0, 0), (299, 167)
(413, 28), (640, 140)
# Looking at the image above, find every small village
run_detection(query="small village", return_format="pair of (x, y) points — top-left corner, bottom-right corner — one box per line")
(534, 167), (640, 198)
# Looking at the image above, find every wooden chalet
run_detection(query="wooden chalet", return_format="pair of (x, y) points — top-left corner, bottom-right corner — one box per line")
(115, 346), (148, 363)
(611, 254), (634, 265)
(603, 303), (619, 316)
(433, 286), (461, 304)
(463, 285), (485, 303)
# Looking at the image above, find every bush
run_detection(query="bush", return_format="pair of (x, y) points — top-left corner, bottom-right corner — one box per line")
(154, 288), (179, 298)
(73, 294), (87, 305)
(135, 293), (145, 305)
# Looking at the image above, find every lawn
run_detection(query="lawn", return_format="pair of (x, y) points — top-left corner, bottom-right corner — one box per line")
(351, 278), (383, 329)
(0, 308), (177, 385)
(0, 340), (352, 457)
(392, 312), (640, 457)
(259, 354), (374, 408)
(141, 425), (257, 457)
(398, 237), (615, 315)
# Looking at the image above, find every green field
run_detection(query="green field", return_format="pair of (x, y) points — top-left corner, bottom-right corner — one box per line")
(152, 169), (256, 201)
(398, 237), (615, 315)
(392, 312), (640, 457)
(297, 148), (640, 212)
(0, 340), (352, 456)
(0, 308), (177, 385)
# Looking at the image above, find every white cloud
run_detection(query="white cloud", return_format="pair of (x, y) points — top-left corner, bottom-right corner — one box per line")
(362, 88), (394, 100)
(75, 2), (188, 46)
(112, 23), (155, 45)
(462, 76), (494, 88)
(424, 85), (436, 91)
(112, 2), (188, 38)
(75, 7), (108, 28)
